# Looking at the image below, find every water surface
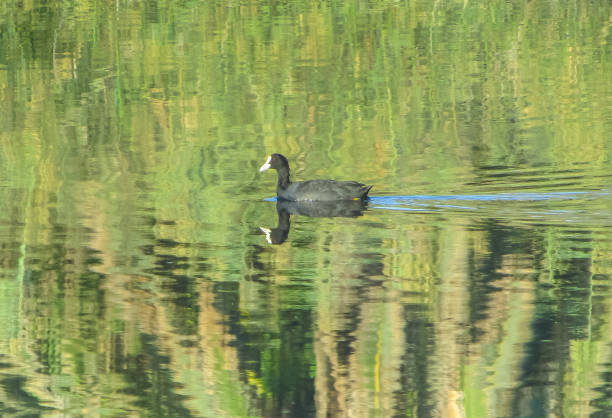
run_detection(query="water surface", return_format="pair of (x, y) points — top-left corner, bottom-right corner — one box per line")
(1, 1), (611, 417)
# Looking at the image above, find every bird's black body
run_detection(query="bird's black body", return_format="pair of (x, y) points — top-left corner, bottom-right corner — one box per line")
(259, 153), (372, 202)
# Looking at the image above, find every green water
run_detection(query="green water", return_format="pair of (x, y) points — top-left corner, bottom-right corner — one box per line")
(1, 1), (611, 416)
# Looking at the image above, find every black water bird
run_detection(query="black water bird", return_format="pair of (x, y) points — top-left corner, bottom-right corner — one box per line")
(259, 154), (372, 201)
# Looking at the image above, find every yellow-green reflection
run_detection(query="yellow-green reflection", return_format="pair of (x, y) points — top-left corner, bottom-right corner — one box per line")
(0, 1), (611, 416)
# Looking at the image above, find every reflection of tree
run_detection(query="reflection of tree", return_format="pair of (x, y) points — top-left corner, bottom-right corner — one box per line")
(0, 0), (611, 416)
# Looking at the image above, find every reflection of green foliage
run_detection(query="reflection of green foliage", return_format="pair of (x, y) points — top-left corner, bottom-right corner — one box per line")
(120, 334), (194, 417)
(0, 0), (610, 417)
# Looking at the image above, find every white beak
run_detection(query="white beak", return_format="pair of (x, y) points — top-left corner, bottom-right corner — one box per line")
(259, 155), (271, 172)
(259, 227), (272, 244)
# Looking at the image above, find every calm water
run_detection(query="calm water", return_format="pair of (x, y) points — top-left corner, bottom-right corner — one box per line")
(1, 1), (611, 417)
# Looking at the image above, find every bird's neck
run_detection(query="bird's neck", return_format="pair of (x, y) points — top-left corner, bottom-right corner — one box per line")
(276, 167), (291, 190)
(277, 207), (290, 230)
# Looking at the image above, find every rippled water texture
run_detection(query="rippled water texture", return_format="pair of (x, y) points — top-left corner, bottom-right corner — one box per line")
(1, 1), (611, 417)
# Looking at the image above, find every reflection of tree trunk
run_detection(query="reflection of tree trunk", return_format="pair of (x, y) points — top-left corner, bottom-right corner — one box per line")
(194, 282), (244, 413)
(433, 223), (468, 418)
(314, 277), (407, 416)
(314, 326), (341, 417)
(314, 281), (359, 418)
(357, 291), (405, 415)
(485, 254), (535, 416)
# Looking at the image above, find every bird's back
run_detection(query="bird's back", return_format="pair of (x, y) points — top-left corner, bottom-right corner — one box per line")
(278, 179), (372, 201)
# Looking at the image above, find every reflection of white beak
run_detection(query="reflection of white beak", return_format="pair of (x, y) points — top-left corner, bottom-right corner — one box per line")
(259, 227), (272, 244)
(259, 155), (271, 172)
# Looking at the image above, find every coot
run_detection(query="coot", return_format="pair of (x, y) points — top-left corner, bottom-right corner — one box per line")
(259, 153), (372, 201)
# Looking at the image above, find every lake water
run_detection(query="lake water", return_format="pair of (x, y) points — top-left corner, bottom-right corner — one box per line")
(1, 1), (611, 417)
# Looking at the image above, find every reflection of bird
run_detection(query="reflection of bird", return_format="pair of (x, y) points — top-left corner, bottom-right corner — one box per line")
(259, 200), (368, 245)
(275, 199), (367, 218)
(259, 154), (372, 201)
(259, 204), (291, 245)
